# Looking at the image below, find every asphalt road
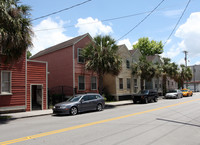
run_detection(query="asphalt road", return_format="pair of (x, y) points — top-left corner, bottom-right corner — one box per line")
(1, 94), (200, 145)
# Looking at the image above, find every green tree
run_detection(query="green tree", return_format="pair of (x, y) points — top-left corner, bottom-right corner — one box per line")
(0, 0), (33, 63)
(161, 57), (178, 95)
(132, 56), (155, 90)
(27, 50), (32, 59)
(82, 35), (122, 94)
(133, 37), (163, 56)
(177, 65), (192, 89)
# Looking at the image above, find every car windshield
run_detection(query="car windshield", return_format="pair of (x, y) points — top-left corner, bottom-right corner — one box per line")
(67, 95), (82, 102)
(140, 90), (149, 94)
(182, 90), (188, 92)
(168, 90), (177, 93)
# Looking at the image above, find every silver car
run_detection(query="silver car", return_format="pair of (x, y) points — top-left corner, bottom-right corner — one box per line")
(53, 93), (105, 115)
(165, 89), (183, 99)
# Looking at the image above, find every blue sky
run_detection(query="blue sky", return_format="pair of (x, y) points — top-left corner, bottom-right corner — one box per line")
(22, 0), (200, 66)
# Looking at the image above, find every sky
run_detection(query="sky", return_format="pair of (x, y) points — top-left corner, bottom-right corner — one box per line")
(21, 0), (200, 66)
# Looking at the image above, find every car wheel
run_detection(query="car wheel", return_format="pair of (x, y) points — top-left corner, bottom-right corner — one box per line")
(154, 97), (158, 102)
(70, 107), (78, 115)
(97, 104), (103, 111)
(133, 99), (137, 104)
(144, 98), (148, 104)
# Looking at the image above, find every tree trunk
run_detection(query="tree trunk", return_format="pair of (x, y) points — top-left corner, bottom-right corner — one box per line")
(98, 74), (103, 95)
(140, 78), (144, 90)
(162, 75), (167, 95)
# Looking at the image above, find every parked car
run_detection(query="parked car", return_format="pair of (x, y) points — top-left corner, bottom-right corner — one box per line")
(165, 89), (183, 99)
(53, 93), (105, 115)
(132, 89), (158, 104)
(181, 89), (193, 97)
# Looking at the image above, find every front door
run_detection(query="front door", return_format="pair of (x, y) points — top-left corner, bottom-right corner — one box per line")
(31, 85), (43, 110)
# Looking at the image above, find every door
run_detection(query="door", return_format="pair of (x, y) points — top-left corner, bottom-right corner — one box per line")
(79, 95), (91, 112)
(31, 85), (43, 110)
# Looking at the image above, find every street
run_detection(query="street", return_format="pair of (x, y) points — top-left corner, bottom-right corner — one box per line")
(1, 94), (200, 145)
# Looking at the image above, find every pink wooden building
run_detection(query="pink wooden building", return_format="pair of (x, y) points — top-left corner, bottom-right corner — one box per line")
(0, 52), (48, 112)
(31, 33), (98, 96)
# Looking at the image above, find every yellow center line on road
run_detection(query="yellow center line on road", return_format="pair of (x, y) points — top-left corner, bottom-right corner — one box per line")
(1, 98), (200, 145)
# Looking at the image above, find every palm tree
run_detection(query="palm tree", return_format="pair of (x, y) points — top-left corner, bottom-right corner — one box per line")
(161, 57), (179, 95)
(0, 0), (33, 63)
(132, 56), (155, 90)
(82, 35), (122, 94)
(178, 65), (192, 89)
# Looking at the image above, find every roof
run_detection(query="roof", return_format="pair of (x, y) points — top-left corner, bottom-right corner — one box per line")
(129, 49), (137, 55)
(146, 55), (156, 62)
(31, 33), (90, 59)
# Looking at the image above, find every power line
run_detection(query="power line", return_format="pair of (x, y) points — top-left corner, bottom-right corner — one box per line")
(31, 0), (92, 21)
(116, 0), (165, 41)
(163, 0), (191, 46)
(34, 10), (153, 32)
(34, 8), (168, 32)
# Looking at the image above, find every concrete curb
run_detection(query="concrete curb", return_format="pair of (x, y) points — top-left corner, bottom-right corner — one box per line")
(0, 97), (165, 120)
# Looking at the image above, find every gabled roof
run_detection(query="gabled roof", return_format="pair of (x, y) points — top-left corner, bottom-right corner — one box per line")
(31, 33), (91, 59)
(146, 55), (156, 62)
(129, 49), (137, 55)
(117, 44), (132, 56)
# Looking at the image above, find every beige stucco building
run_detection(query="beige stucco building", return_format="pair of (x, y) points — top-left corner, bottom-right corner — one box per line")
(103, 45), (141, 100)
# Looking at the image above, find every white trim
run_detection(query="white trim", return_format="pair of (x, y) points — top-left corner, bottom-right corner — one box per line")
(0, 105), (26, 112)
(78, 75), (85, 91)
(77, 48), (85, 63)
(73, 45), (75, 95)
(27, 59), (47, 64)
(46, 62), (48, 109)
(119, 78), (123, 90)
(73, 33), (93, 45)
(30, 84), (43, 111)
(1, 70), (12, 94)
(127, 78), (131, 90)
(25, 52), (27, 110)
(91, 76), (97, 90)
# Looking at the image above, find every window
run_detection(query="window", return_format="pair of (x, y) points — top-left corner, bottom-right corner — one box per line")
(1, 71), (12, 94)
(78, 48), (84, 63)
(78, 76), (85, 90)
(134, 79), (137, 93)
(134, 79), (137, 87)
(127, 78), (131, 89)
(91, 76), (97, 90)
(119, 78), (123, 89)
(126, 59), (130, 68)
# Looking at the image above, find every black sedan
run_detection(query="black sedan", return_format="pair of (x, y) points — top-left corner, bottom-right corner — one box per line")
(53, 93), (105, 115)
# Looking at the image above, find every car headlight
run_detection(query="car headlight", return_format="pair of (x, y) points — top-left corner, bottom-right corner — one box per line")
(60, 106), (67, 109)
(53, 106), (56, 109)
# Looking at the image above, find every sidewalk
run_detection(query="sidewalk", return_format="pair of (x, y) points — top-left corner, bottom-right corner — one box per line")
(0, 100), (134, 120)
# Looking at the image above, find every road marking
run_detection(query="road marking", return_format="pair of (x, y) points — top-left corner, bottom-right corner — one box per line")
(1, 98), (200, 145)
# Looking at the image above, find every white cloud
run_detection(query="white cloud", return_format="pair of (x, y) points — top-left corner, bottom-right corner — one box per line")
(31, 18), (71, 55)
(75, 17), (113, 37)
(195, 61), (200, 65)
(178, 58), (185, 65)
(161, 45), (182, 59)
(175, 12), (200, 57)
(117, 39), (132, 50)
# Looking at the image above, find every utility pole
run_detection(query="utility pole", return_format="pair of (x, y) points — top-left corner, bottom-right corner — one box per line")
(183, 50), (188, 88)
(183, 50), (188, 67)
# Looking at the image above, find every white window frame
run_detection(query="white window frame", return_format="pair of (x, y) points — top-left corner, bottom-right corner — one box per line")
(91, 76), (97, 90)
(119, 78), (123, 90)
(1, 71), (12, 95)
(127, 78), (131, 90)
(77, 48), (85, 63)
(126, 59), (130, 69)
(78, 76), (85, 91)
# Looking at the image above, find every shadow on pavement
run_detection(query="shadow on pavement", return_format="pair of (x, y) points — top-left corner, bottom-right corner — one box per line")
(157, 118), (200, 128)
(0, 115), (16, 125)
